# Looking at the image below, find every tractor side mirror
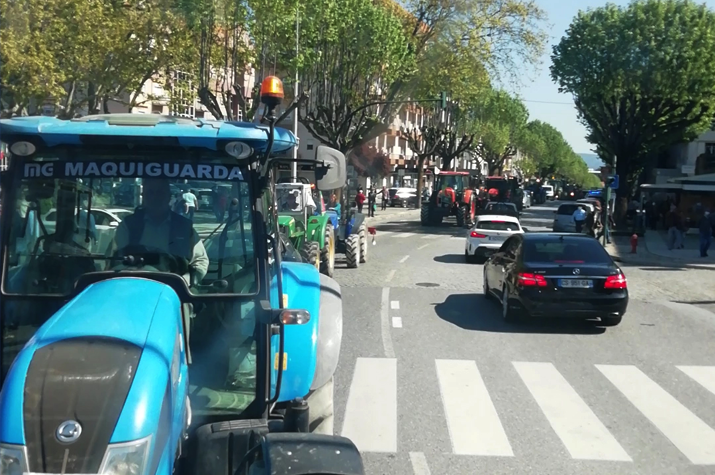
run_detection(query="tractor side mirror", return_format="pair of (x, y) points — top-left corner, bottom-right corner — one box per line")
(109, 221), (119, 228)
(315, 146), (346, 191)
(257, 433), (364, 475)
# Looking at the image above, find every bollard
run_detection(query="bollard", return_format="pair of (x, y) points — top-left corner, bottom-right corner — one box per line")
(630, 233), (638, 253)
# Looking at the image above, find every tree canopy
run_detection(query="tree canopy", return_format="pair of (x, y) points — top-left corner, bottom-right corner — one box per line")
(551, 0), (715, 200)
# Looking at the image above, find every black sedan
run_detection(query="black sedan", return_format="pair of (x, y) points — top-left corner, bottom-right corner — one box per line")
(483, 233), (628, 326)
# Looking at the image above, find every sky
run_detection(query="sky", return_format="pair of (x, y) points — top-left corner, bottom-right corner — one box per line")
(521, 0), (630, 156)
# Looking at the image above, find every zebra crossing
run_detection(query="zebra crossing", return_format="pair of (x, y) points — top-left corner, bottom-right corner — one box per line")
(339, 357), (715, 465)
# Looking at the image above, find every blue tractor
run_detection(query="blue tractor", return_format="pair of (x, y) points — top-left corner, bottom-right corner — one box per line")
(0, 77), (364, 475)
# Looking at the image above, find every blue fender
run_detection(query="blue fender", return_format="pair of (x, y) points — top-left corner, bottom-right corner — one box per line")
(0, 278), (189, 471)
(269, 262), (321, 402)
(324, 210), (339, 232)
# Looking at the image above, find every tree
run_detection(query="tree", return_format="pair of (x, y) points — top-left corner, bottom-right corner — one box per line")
(551, 0), (715, 213)
(401, 109), (449, 200)
(349, 143), (392, 179)
(469, 89), (528, 175)
(297, 0), (414, 154)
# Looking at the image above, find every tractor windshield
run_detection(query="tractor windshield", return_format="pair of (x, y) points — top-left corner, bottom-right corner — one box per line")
(3, 152), (256, 297)
(2, 149), (262, 417)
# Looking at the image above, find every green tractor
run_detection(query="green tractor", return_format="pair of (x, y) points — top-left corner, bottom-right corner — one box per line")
(276, 182), (336, 277)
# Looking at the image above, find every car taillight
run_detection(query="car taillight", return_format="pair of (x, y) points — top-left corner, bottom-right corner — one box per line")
(470, 231), (486, 238)
(517, 272), (548, 287)
(604, 274), (627, 289)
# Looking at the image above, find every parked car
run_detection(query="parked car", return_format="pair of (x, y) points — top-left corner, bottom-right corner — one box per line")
(483, 233), (628, 326)
(465, 214), (523, 263)
(552, 202), (595, 232)
(389, 187), (418, 207)
(42, 207), (132, 253)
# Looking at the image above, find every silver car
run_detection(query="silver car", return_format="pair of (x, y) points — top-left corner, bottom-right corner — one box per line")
(552, 202), (595, 232)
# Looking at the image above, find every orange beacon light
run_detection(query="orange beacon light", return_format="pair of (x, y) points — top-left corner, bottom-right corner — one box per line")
(260, 76), (284, 108)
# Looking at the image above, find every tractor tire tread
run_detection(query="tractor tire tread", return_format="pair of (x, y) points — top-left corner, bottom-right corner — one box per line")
(345, 234), (360, 268)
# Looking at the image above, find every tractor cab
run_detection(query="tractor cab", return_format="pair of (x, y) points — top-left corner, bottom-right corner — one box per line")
(0, 78), (363, 475)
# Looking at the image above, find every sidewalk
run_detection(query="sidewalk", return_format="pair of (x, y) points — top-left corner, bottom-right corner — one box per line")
(365, 206), (419, 225)
(604, 232), (715, 270)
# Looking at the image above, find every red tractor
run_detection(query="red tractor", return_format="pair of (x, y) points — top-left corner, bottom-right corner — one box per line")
(421, 171), (478, 227)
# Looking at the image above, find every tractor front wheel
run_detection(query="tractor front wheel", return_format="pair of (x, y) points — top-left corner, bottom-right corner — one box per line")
(420, 204), (430, 226)
(306, 376), (335, 434)
(456, 205), (466, 227)
(320, 224), (336, 277)
(345, 234), (361, 268)
(359, 224), (368, 263)
(301, 241), (320, 269)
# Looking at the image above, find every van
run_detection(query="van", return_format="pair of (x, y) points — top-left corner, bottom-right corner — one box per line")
(553, 202), (595, 232)
(542, 185), (555, 201)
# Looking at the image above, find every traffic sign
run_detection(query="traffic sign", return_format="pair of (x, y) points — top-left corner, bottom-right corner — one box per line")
(609, 174), (619, 190)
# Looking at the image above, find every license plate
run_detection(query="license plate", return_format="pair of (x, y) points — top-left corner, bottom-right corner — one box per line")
(488, 236), (502, 241)
(558, 279), (593, 289)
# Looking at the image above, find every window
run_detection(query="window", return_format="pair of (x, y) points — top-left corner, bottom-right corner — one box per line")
(523, 239), (611, 264)
(557, 204), (580, 215)
(477, 220), (520, 231)
(706, 143), (715, 156)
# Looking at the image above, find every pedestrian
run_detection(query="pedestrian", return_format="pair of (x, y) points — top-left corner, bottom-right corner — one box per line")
(584, 208), (596, 237)
(698, 210), (712, 257)
(182, 188), (198, 221)
(381, 186), (389, 211)
(367, 187), (377, 217)
(666, 204), (684, 250)
(355, 187), (366, 214)
(572, 205), (587, 233)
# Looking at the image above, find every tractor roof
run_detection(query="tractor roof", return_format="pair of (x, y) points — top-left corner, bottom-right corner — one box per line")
(0, 113), (297, 154)
(438, 171), (470, 176)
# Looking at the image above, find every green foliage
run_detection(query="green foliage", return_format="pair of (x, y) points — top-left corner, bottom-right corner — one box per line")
(1, 0), (192, 117)
(550, 0), (715, 199)
(517, 119), (597, 187)
(467, 88), (528, 175)
(297, 0), (414, 153)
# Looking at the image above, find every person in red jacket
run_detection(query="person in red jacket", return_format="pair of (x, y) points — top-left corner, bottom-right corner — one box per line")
(355, 187), (366, 214)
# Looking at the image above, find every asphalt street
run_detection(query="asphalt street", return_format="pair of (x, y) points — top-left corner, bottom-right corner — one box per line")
(331, 201), (715, 475)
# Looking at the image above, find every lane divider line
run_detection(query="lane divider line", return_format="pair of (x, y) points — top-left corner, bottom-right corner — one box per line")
(392, 317), (403, 328)
(385, 269), (396, 283)
(409, 452), (431, 475)
(380, 287), (395, 358)
(391, 300), (400, 310)
(399, 255), (410, 263)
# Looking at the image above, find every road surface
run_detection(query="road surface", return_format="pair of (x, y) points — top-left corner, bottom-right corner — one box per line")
(331, 201), (715, 475)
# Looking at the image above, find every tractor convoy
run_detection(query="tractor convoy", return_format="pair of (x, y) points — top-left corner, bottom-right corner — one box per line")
(0, 78), (366, 474)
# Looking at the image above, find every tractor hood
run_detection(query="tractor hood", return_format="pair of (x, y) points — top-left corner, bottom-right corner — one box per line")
(0, 277), (183, 473)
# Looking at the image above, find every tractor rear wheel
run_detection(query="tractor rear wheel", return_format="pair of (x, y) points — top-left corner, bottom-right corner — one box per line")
(420, 204), (430, 226)
(345, 234), (360, 268)
(320, 224), (336, 277)
(456, 206), (466, 227)
(358, 223), (368, 263)
(301, 241), (320, 269)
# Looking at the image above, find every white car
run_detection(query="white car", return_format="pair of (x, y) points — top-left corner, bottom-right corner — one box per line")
(552, 202), (595, 232)
(465, 215), (523, 263)
(42, 207), (132, 253)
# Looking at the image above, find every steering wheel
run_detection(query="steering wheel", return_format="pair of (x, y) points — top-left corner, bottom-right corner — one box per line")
(112, 245), (190, 276)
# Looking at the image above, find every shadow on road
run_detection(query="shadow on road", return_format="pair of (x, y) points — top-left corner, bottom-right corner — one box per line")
(434, 293), (607, 335)
(433, 254), (470, 264)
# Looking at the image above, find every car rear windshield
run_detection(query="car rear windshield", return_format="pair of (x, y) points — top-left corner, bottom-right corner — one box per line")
(557, 204), (581, 215)
(477, 220), (520, 231)
(523, 239), (612, 263)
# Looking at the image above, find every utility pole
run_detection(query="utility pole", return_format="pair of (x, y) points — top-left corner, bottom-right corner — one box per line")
(603, 155), (617, 245)
(291, 7), (300, 183)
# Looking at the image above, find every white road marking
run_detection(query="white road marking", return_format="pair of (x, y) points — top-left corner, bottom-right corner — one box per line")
(421, 234), (438, 239)
(395, 232), (415, 238)
(392, 316), (402, 328)
(597, 364), (715, 464)
(399, 255), (410, 263)
(341, 357), (398, 453)
(391, 300), (400, 310)
(409, 452), (432, 475)
(514, 362), (631, 461)
(379, 288), (395, 358)
(435, 359), (513, 456)
(677, 366), (715, 396)
(417, 243), (430, 250)
(385, 269), (396, 283)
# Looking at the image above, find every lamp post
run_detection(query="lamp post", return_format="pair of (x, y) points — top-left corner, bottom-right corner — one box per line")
(291, 7), (300, 182)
